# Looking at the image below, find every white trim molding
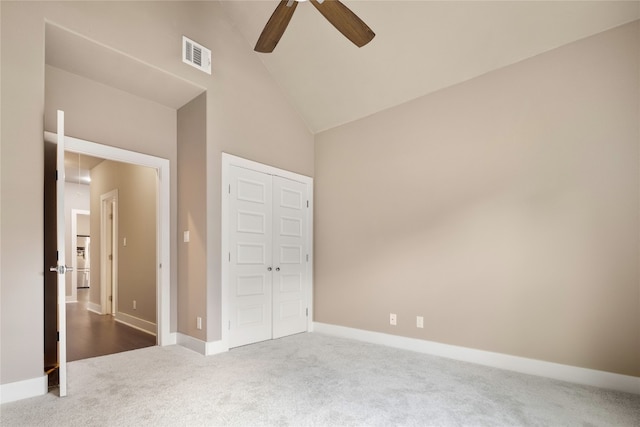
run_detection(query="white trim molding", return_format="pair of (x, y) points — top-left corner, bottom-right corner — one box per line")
(115, 311), (157, 336)
(0, 375), (48, 404)
(87, 301), (102, 315)
(313, 322), (640, 395)
(177, 333), (206, 355)
(176, 333), (228, 356)
(100, 189), (118, 316)
(205, 340), (228, 356)
(166, 332), (178, 346)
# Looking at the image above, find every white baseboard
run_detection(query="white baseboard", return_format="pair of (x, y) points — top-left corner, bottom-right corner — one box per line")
(165, 332), (178, 346)
(177, 333), (206, 354)
(115, 311), (157, 336)
(313, 322), (640, 395)
(176, 333), (228, 356)
(0, 375), (48, 404)
(205, 339), (228, 355)
(87, 302), (102, 315)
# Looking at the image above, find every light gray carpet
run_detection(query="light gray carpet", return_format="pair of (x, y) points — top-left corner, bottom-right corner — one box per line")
(1, 332), (639, 426)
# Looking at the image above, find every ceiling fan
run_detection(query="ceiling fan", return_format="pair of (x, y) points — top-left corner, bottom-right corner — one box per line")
(255, 0), (375, 53)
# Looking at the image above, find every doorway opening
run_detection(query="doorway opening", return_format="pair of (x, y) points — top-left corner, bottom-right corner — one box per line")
(61, 148), (160, 362)
(45, 133), (172, 364)
(63, 151), (158, 361)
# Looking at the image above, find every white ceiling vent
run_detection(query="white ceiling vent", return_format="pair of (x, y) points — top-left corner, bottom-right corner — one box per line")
(182, 36), (211, 75)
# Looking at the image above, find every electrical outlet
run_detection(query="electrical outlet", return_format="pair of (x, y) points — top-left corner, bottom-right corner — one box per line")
(133, 300), (137, 310)
(389, 313), (397, 326)
(416, 316), (424, 328)
(197, 316), (202, 330)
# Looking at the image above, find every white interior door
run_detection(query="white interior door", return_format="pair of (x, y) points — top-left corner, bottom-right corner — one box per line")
(272, 176), (308, 339)
(53, 110), (68, 396)
(229, 166), (273, 348)
(228, 166), (310, 348)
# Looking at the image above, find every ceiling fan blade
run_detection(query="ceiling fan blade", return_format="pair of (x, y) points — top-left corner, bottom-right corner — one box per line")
(255, 0), (299, 53)
(310, 0), (375, 48)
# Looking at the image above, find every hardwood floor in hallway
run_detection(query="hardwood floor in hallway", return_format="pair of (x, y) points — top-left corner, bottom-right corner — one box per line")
(66, 288), (156, 362)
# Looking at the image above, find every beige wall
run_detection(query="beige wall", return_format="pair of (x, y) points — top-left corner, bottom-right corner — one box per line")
(177, 93), (207, 340)
(90, 160), (158, 324)
(314, 21), (640, 376)
(44, 66), (178, 159)
(1, 1), (313, 386)
(45, 63), (176, 323)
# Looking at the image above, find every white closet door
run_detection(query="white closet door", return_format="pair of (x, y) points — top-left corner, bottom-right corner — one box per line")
(272, 176), (308, 339)
(228, 166), (273, 348)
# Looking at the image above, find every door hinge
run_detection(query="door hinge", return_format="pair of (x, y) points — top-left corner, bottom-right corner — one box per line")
(306, 308), (308, 317)
(109, 213), (113, 220)
(55, 170), (59, 181)
(228, 184), (231, 194)
(109, 295), (113, 302)
(109, 254), (113, 261)
(57, 331), (60, 342)
(229, 252), (231, 262)
(56, 251), (59, 261)
(307, 200), (309, 208)
(306, 254), (309, 262)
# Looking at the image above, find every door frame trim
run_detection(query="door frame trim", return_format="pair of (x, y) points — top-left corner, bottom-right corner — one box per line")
(221, 153), (314, 350)
(45, 131), (171, 345)
(100, 189), (118, 316)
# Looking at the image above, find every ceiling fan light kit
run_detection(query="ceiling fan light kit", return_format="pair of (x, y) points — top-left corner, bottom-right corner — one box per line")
(255, 0), (375, 53)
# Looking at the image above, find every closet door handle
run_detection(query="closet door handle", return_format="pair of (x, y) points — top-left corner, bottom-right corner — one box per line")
(267, 267), (272, 271)
(275, 267), (280, 272)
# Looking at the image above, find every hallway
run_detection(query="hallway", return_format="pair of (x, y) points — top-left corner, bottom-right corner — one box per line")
(66, 289), (156, 362)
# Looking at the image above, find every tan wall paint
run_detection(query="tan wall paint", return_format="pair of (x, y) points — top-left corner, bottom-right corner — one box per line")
(177, 93), (207, 341)
(90, 160), (157, 324)
(314, 21), (640, 376)
(1, 1), (313, 385)
(45, 64), (175, 323)
(44, 66), (178, 159)
(1, 1), (49, 385)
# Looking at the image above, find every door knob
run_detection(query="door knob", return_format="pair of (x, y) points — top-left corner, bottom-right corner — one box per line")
(267, 267), (272, 271)
(49, 265), (73, 274)
(275, 267), (280, 271)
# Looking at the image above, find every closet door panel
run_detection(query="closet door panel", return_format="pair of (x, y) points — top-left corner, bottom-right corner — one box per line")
(272, 176), (308, 339)
(229, 166), (273, 348)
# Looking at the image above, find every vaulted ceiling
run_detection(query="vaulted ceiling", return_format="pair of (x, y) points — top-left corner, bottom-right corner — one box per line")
(46, 1), (639, 138)
(220, 0), (639, 133)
